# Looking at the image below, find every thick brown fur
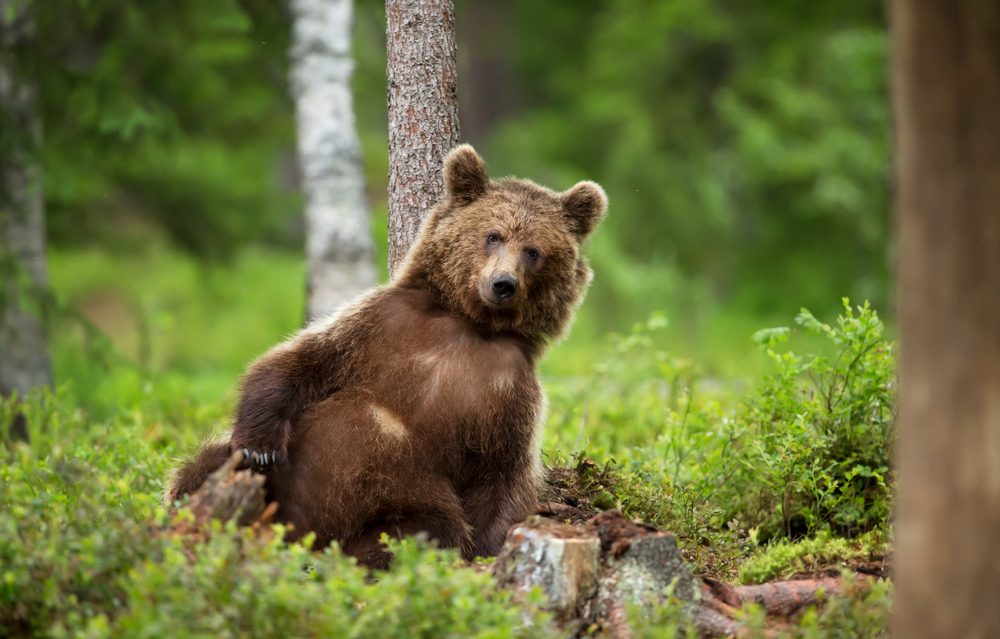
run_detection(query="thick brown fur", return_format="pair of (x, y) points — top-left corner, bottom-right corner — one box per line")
(166, 145), (607, 566)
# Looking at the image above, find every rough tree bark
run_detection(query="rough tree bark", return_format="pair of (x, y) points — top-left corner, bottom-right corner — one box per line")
(0, 0), (52, 400)
(385, 0), (459, 275)
(891, 1), (1000, 637)
(290, 0), (376, 321)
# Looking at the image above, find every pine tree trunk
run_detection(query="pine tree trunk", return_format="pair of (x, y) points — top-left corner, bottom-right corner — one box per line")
(290, 0), (376, 321)
(0, 0), (52, 399)
(385, 0), (459, 275)
(891, 1), (1000, 637)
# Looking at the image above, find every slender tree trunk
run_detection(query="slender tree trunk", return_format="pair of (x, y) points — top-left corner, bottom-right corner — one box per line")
(290, 0), (376, 321)
(0, 0), (51, 400)
(385, 0), (459, 274)
(891, 1), (1000, 637)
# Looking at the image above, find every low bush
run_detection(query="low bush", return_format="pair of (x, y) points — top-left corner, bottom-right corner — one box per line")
(546, 299), (894, 547)
(0, 390), (550, 638)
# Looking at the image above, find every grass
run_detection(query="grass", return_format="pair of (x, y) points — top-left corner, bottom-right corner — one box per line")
(1, 245), (895, 636)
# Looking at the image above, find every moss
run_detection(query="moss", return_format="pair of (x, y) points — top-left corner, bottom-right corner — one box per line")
(738, 531), (890, 585)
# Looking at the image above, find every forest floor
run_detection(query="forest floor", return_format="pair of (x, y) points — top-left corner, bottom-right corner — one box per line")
(540, 463), (891, 583)
(177, 453), (892, 637)
(0, 247), (895, 637)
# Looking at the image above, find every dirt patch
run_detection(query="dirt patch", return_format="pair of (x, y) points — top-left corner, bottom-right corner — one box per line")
(788, 553), (891, 581)
(537, 461), (611, 525)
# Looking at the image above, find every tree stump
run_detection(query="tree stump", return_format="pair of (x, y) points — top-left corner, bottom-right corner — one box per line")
(495, 511), (703, 637)
(495, 510), (872, 637)
(494, 517), (601, 630)
(184, 452), (272, 528)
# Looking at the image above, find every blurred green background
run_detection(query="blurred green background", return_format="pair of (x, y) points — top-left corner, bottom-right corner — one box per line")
(3, 5), (898, 632)
(32, 0), (890, 414)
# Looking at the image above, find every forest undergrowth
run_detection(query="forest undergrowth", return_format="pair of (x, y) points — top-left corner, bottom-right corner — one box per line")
(1, 267), (895, 637)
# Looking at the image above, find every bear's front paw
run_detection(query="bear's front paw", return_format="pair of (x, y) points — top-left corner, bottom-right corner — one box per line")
(235, 447), (285, 473)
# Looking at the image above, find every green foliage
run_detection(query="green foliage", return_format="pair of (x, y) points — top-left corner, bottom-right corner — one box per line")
(738, 531), (889, 585)
(787, 576), (892, 639)
(23, 1), (891, 328)
(486, 0), (889, 317)
(0, 390), (552, 638)
(48, 245), (305, 426)
(544, 300), (894, 570)
(726, 300), (895, 539)
(100, 534), (551, 639)
(738, 573), (893, 639)
(29, 0), (297, 258)
(0, 388), (170, 636)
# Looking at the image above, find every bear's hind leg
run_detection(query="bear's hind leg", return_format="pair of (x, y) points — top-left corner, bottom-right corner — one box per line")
(461, 465), (541, 558)
(340, 488), (473, 568)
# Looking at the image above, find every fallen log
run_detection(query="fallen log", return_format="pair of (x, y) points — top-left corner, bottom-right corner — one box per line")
(700, 574), (872, 619)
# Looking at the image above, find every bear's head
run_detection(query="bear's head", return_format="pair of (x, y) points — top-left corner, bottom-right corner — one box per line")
(397, 144), (607, 341)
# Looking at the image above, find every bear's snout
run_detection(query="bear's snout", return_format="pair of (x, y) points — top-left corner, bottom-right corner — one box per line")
(491, 275), (517, 302)
(480, 272), (519, 308)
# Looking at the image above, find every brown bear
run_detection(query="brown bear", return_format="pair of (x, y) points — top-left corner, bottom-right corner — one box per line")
(167, 144), (607, 567)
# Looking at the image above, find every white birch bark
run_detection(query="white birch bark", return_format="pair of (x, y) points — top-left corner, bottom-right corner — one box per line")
(0, 0), (51, 397)
(290, 0), (376, 321)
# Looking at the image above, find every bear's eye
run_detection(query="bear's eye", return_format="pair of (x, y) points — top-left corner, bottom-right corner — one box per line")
(486, 233), (501, 246)
(525, 248), (541, 262)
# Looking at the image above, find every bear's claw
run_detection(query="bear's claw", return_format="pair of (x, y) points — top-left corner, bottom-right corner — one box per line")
(236, 447), (283, 473)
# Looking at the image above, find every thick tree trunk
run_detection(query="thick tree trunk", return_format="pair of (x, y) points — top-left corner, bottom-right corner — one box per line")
(290, 0), (376, 321)
(891, 1), (1000, 637)
(385, 0), (459, 275)
(0, 0), (51, 399)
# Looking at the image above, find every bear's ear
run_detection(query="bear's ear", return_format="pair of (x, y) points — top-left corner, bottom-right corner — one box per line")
(561, 181), (608, 239)
(443, 144), (489, 205)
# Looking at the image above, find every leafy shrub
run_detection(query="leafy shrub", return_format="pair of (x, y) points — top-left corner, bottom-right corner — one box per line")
(95, 533), (551, 639)
(0, 391), (551, 638)
(0, 388), (169, 637)
(542, 299), (894, 585)
(725, 299), (894, 539)
(788, 575), (892, 639)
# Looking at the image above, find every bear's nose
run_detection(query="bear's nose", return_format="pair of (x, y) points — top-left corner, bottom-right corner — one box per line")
(491, 275), (518, 301)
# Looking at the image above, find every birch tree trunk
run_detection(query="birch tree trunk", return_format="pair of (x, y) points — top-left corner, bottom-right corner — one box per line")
(385, 0), (459, 275)
(891, 1), (1000, 637)
(290, 0), (376, 321)
(0, 0), (52, 399)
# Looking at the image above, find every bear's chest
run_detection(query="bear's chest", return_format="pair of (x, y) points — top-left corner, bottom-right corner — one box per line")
(411, 341), (526, 422)
(370, 309), (538, 433)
